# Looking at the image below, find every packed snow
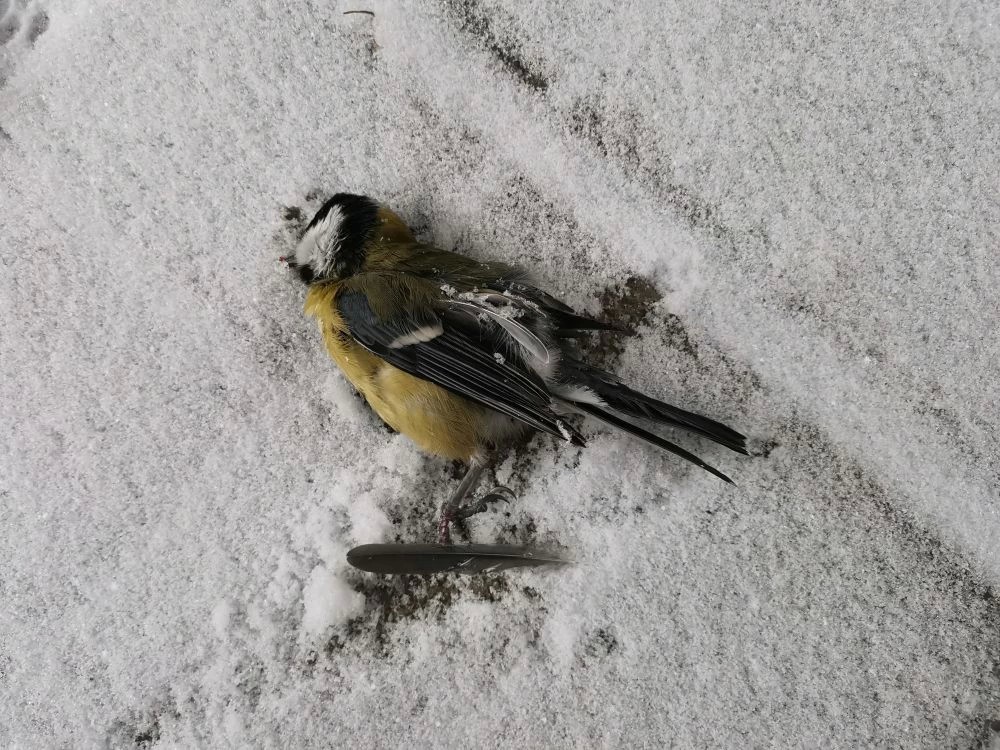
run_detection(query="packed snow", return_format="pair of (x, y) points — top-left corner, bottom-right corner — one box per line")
(1, 0), (999, 747)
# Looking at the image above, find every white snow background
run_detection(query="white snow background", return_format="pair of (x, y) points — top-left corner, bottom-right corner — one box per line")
(2, 0), (999, 747)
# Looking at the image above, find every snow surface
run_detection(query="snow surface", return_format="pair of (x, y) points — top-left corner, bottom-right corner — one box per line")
(2, 0), (999, 746)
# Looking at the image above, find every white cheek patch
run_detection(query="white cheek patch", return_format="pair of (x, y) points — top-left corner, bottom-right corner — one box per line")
(295, 205), (345, 276)
(388, 323), (445, 348)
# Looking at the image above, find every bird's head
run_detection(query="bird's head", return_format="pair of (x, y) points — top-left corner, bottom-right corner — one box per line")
(283, 193), (379, 283)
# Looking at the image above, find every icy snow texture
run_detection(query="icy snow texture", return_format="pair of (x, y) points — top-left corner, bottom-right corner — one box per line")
(1, 0), (999, 747)
(301, 565), (365, 638)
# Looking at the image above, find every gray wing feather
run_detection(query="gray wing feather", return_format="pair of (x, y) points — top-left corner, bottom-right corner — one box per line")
(337, 290), (584, 445)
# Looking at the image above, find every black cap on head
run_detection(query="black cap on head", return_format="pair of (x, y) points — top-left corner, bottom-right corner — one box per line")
(288, 193), (379, 283)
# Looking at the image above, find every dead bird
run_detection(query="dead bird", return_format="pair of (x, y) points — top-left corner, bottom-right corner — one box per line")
(283, 193), (748, 542)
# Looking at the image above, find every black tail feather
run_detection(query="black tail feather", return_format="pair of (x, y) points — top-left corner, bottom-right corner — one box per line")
(568, 401), (736, 485)
(560, 360), (748, 455)
(605, 389), (748, 454)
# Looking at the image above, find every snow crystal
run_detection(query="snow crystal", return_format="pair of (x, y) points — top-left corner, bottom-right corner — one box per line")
(210, 599), (234, 638)
(347, 494), (392, 544)
(301, 565), (364, 639)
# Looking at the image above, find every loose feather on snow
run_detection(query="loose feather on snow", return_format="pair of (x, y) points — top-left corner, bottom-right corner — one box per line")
(346, 543), (571, 574)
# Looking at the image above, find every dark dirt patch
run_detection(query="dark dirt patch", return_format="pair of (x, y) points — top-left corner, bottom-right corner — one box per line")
(0, 13), (18, 46)
(280, 199), (318, 241)
(336, 573), (511, 654)
(27, 10), (47, 45)
(586, 275), (662, 368)
(443, 0), (549, 92)
(106, 706), (176, 750)
(582, 627), (619, 658)
(133, 721), (160, 749)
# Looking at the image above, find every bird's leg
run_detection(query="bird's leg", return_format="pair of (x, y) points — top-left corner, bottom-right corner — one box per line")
(437, 461), (485, 545)
(453, 486), (515, 520)
(437, 457), (519, 543)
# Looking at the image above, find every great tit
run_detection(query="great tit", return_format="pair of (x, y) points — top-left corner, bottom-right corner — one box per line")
(284, 193), (748, 541)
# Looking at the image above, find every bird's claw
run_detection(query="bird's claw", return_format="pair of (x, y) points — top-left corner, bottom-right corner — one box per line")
(454, 486), (515, 520)
(438, 486), (516, 542)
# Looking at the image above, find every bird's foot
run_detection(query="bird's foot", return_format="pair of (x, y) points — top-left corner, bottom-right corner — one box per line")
(436, 486), (515, 544)
(454, 486), (515, 520)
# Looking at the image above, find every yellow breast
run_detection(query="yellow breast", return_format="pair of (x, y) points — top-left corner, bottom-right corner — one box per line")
(304, 283), (490, 462)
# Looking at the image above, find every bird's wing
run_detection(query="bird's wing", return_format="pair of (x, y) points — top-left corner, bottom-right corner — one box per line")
(492, 281), (629, 334)
(392, 246), (626, 334)
(335, 274), (585, 445)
